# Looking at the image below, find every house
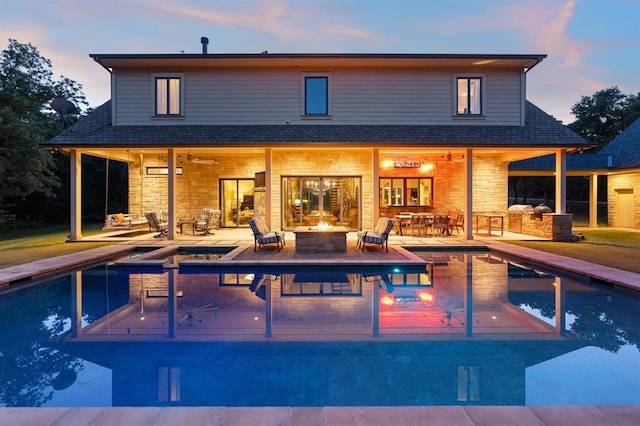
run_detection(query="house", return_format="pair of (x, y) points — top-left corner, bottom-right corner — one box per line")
(596, 117), (640, 227)
(46, 39), (589, 241)
(510, 117), (640, 229)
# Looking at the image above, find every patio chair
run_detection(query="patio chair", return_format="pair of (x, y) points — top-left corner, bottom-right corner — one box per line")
(431, 214), (450, 237)
(249, 216), (285, 251)
(194, 208), (216, 235)
(144, 211), (168, 237)
(449, 212), (465, 235)
(357, 217), (395, 252)
(409, 214), (428, 236)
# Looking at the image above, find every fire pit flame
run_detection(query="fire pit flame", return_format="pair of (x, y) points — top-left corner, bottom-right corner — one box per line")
(311, 221), (333, 230)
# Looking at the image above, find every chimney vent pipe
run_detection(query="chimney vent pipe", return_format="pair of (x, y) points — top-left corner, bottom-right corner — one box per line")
(200, 36), (209, 54)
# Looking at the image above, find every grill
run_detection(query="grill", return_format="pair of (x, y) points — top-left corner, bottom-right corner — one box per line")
(506, 204), (534, 233)
(533, 203), (552, 221)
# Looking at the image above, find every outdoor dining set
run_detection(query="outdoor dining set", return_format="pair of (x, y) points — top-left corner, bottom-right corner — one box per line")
(393, 211), (465, 237)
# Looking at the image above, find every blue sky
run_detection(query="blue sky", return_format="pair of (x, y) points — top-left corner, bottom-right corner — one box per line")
(1, 0), (638, 124)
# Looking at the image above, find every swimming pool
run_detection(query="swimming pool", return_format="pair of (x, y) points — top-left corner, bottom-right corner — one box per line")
(0, 249), (638, 407)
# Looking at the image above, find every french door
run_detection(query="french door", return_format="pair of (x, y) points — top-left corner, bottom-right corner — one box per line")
(282, 176), (361, 230)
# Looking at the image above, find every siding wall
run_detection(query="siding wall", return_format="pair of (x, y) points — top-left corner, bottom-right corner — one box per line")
(114, 68), (523, 126)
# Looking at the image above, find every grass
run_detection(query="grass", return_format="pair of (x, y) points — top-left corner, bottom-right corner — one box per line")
(0, 224), (114, 269)
(504, 229), (640, 274)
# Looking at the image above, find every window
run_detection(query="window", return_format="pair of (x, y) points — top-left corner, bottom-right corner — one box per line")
(302, 74), (330, 116)
(380, 178), (433, 207)
(456, 77), (482, 115)
(155, 76), (181, 115)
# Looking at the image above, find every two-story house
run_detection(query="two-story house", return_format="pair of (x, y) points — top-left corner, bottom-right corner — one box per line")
(47, 39), (588, 241)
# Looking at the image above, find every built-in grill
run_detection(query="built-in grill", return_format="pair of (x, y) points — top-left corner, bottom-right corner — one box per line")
(507, 204), (534, 233)
(533, 203), (552, 221)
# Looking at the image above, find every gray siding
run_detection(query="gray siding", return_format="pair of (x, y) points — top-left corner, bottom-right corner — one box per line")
(113, 68), (524, 126)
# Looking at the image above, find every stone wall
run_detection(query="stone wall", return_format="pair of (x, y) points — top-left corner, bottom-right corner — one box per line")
(607, 173), (640, 228)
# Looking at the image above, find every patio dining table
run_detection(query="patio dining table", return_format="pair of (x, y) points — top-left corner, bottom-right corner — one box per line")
(395, 213), (435, 236)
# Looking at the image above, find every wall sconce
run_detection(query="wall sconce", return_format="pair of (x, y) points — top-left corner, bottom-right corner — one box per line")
(419, 163), (434, 173)
(381, 159), (394, 168)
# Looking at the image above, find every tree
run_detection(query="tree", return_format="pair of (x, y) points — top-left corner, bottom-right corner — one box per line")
(568, 87), (640, 151)
(0, 39), (87, 225)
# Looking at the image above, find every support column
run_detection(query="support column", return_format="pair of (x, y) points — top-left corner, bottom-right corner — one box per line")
(464, 148), (473, 240)
(589, 173), (598, 228)
(373, 149), (380, 228)
(167, 148), (176, 240)
(555, 149), (567, 214)
(265, 148), (272, 227)
(69, 149), (82, 241)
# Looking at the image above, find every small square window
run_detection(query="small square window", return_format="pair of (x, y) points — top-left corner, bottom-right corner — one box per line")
(156, 77), (181, 115)
(456, 77), (482, 115)
(303, 75), (330, 116)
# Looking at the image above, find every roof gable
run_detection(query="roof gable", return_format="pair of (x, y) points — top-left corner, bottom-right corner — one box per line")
(598, 117), (640, 169)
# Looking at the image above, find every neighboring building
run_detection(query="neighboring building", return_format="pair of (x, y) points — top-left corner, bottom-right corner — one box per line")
(47, 40), (588, 241)
(598, 117), (640, 228)
(510, 117), (640, 229)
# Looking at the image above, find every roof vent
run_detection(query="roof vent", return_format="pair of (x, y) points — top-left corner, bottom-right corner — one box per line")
(200, 36), (209, 54)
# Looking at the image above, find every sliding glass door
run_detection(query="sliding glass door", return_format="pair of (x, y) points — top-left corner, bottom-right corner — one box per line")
(282, 176), (361, 230)
(220, 179), (255, 227)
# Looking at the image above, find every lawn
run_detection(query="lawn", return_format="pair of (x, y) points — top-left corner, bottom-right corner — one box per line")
(504, 229), (640, 274)
(0, 224), (114, 269)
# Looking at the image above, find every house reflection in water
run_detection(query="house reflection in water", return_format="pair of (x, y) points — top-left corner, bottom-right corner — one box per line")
(46, 251), (634, 406)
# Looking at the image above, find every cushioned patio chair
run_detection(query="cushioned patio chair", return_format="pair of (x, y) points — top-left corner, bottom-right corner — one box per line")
(357, 217), (395, 252)
(144, 212), (168, 237)
(194, 208), (216, 235)
(248, 216), (285, 251)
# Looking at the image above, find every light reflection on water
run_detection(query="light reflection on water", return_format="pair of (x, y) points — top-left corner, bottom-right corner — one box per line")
(0, 250), (638, 407)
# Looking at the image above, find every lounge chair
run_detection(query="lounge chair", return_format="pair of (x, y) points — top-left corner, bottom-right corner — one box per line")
(144, 212), (168, 237)
(357, 217), (395, 252)
(248, 216), (285, 251)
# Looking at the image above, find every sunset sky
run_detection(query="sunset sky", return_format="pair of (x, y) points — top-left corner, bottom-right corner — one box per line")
(1, 0), (638, 124)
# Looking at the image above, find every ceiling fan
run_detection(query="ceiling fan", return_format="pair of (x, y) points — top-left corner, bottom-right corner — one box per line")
(441, 151), (465, 163)
(184, 153), (219, 165)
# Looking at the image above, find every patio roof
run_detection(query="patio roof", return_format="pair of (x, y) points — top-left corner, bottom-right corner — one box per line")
(46, 101), (588, 149)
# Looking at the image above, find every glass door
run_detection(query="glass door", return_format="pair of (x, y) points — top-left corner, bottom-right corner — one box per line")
(220, 179), (255, 227)
(282, 176), (361, 230)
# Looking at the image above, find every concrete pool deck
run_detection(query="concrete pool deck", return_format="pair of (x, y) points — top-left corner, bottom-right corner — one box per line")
(1, 228), (639, 424)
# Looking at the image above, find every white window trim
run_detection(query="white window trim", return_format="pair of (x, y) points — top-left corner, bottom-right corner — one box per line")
(151, 73), (185, 118)
(301, 72), (332, 118)
(452, 74), (485, 119)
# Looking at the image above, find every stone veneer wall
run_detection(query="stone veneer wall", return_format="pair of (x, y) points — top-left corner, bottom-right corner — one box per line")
(434, 156), (508, 214)
(521, 213), (574, 241)
(271, 149), (372, 230)
(607, 173), (640, 228)
(128, 153), (264, 220)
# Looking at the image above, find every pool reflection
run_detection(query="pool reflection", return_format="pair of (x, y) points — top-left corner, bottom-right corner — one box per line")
(2, 251), (639, 407)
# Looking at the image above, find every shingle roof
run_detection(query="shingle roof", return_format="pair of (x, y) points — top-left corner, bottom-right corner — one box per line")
(47, 101), (588, 148)
(598, 117), (640, 169)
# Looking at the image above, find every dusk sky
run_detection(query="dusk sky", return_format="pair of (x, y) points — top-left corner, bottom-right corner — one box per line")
(1, 0), (638, 124)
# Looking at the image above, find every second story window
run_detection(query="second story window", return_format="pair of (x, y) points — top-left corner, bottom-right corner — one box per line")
(156, 77), (181, 115)
(456, 77), (482, 115)
(303, 75), (330, 116)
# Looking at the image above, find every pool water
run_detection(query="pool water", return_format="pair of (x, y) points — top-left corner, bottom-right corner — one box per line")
(0, 250), (638, 407)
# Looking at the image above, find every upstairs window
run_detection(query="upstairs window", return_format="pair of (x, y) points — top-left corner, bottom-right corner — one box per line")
(456, 77), (482, 115)
(155, 76), (181, 115)
(303, 75), (330, 116)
